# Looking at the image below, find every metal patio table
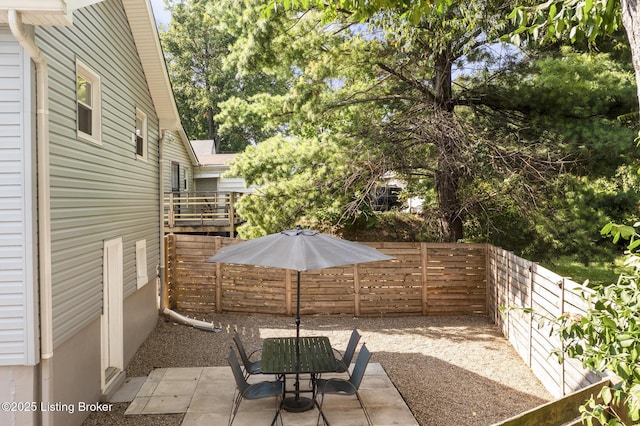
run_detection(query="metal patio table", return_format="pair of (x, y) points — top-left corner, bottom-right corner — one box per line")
(261, 336), (337, 412)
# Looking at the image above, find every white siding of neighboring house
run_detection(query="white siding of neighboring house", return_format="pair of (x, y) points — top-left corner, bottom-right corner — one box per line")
(0, 27), (38, 366)
(35, 0), (161, 347)
(218, 176), (252, 193)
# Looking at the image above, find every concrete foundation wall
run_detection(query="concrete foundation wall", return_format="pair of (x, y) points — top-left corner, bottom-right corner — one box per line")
(0, 365), (40, 426)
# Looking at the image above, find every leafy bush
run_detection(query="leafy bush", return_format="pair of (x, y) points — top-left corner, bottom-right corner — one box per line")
(555, 223), (640, 425)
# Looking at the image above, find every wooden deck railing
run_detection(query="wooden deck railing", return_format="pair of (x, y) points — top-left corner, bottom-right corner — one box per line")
(163, 191), (243, 234)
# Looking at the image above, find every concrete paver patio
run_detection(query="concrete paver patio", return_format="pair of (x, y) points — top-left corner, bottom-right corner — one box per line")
(121, 363), (418, 425)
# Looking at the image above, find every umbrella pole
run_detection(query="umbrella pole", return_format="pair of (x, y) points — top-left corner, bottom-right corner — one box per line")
(295, 271), (301, 401)
(282, 270), (313, 412)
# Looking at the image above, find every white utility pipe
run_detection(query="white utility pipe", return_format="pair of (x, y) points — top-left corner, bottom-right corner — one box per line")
(162, 308), (221, 332)
(8, 10), (53, 426)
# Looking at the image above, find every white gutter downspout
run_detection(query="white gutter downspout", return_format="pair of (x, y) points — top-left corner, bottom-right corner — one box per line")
(9, 10), (54, 426)
(158, 130), (166, 311)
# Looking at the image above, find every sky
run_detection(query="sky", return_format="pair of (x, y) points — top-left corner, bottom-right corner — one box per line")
(149, 0), (170, 26)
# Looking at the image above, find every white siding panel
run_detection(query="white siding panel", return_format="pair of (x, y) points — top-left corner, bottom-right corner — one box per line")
(35, 0), (162, 347)
(0, 29), (37, 366)
(218, 177), (251, 193)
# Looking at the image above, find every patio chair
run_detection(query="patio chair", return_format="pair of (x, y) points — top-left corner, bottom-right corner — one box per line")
(315, 344), (373, 426)
(333, 328), (361, 375)
(228, 348), (284, 426)
(233, 331), (262, 377)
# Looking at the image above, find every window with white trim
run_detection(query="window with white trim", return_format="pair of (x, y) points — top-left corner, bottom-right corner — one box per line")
(135, 240), (149, 289)
(135, 108), (147, 160)
(76, 60), (102, 144)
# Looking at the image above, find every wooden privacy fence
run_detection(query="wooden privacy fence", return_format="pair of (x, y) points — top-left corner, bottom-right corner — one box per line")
(487, 246), (604, 398)
(165, 234), (488, 317)
(165, 234), (605, 399)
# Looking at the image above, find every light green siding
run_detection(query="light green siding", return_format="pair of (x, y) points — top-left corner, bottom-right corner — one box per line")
(162, 130), (193, 192)
(36, 0), (161, 347)
(0, 27), (38, 366)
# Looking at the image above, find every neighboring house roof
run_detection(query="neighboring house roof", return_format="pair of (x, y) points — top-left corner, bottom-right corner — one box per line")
(191, 140), (236, 167)
(0, 0), (198, 165)
(198, 153), (236, 167)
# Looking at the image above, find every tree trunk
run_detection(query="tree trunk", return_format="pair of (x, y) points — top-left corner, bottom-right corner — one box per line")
(621, 0), (640, 116)
(433, 49), (464, 242)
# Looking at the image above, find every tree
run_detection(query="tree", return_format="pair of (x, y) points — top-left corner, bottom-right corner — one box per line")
(219, 0), (638, 246)
(265, 0), (640, 116)
(225, 1), (574, 242)
(160, 0), (287, 151)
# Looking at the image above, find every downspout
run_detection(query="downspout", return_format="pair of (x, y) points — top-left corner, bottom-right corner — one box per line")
(158, 130), (165, 311)
(8, 9), (54, 426)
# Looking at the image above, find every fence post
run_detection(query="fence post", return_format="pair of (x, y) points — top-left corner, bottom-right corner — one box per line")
(229, 192), (236, 237)
(484, 244), (491, 320)
(215, 236), (222, 313)
(421, 243), (428, 315)
(353, 264), (361, 317)
(506, 251), (511, 340)
(560, 277), (566, 395)
(528, 261), (534, 368)
(168, 192), (175, 227)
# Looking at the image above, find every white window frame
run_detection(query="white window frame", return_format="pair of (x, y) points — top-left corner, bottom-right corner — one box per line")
(134, 108), (148, 161)
(135, 239), (149, 289)
(76, 59), (102, 145)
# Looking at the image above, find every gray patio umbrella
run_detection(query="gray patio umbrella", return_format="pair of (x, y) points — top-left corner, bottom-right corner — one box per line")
(207, 226), (393, 410)
(207, 226), (393, 336)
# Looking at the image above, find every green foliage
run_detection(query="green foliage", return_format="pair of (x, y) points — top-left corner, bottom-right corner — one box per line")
(554, 225), (640, 425)
(162, 0), (639, 258)
(229, 135), (380, 238)
(540, 256), (628, 286)
(507, 0), (621, 46)
(160, 0), (287, 150)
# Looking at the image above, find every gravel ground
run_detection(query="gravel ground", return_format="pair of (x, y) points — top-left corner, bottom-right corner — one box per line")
(82, 313), (553, 426)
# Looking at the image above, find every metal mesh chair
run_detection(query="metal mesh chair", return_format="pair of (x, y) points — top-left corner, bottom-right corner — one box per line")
(316, 344), (373, 426)
(333, 328), (361, 375)
(228, 348), (284, 426)
(233, 331), (262, 377)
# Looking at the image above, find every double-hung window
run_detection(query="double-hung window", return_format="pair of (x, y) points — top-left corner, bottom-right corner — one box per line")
(76, 60), (102, 144)
(135, 108), (147, 160)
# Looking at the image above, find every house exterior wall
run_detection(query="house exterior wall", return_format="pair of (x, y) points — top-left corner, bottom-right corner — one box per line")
(218, 176), (251, 193)
(0, 1), (164, 423)
(35, 0), (160, 349)
(194, 177), (218, 192)
(162, 129), (193, 192)
(0, 27), (39, 366)
(0, 27), (41, 426)
(48, 281), (156, 425)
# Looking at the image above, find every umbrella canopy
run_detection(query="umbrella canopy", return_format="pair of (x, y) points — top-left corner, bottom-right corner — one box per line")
(207, 226), (393, 270)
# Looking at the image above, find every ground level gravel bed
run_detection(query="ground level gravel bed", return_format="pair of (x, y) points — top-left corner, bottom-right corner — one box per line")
(83, 313), (553, 426)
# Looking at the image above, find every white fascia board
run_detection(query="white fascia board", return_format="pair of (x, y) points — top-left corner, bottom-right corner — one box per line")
(0, 0), (105, 25)
(0, 0), (66, 11)
(194, 171), (221, 179)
